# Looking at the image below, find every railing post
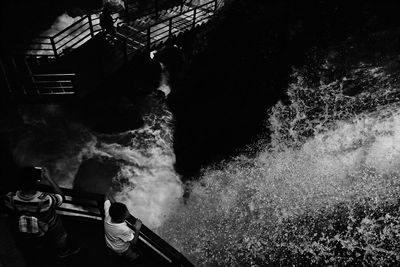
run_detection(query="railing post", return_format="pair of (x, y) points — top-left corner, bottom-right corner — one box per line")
(214, 0), (218, 11)
(168, 18), (173, 38)
(180, 0), (184, 13)
(192, 8), (197, 28)
(88, 14), (95, 37)
(50, 37), (58, 59)
(147, 27), (151, 50)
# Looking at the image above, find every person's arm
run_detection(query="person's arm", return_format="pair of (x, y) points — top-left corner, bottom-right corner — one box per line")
(105, 189), (116, 203)
(40, 167), (64, 198)
(130, 219), (142, 246)
(2, 193), (14, 211)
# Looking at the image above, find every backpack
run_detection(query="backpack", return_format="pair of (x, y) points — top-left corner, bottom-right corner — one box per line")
(10, 193), (49, 237)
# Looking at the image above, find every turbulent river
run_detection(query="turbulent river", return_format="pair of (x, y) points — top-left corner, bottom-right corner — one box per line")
(12, 32), (400, 266)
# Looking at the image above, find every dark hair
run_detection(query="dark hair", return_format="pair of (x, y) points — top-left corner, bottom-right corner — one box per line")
(19, 167), (41, 192)
(109, 202), (129, 223)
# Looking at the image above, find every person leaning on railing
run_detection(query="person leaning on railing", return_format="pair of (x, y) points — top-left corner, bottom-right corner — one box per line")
(104, 190), (142, 264)
(100, 5), (117, 36)
(3, 166), (80, 258)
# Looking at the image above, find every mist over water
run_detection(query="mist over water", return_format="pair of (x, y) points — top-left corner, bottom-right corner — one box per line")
(12, 68), (183, 229)
(157, 49), (400, 265)
(78, 69), (183, 229)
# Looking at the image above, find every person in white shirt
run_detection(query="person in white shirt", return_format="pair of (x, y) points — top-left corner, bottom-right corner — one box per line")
(104, 194), (142, 263)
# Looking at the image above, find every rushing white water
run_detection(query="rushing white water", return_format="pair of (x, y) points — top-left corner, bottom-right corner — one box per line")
(76, 68), (183, 229)
(12, 66), (183, 229)
(156, 54), (400, 265)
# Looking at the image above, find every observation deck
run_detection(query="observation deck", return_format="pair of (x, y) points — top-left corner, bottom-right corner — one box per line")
(1, 184), (193, 267)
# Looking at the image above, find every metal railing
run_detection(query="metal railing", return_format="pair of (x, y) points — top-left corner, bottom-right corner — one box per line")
(117, 0), (219, 58)
(146, 0), (216, 46)
(34, 184), (194, 266)
(26, 0), (222, 59)
(31, 73), (76, 95)
(27, 12), (109, 58)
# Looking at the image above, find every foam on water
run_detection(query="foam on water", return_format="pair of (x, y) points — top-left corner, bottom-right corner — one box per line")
(157, 56), (400, 265)
(84, 69), (183, 228)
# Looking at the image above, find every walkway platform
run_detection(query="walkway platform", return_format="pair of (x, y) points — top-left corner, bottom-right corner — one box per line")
(0, 0), (224, 99)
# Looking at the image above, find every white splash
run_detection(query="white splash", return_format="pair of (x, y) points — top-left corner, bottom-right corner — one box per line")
(157, 56), (400, 265)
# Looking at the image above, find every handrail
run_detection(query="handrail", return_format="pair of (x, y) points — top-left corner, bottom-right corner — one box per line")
(126, 216), (194, 266)
(54, 15), (90, 38)
(53, 21), (90, 45)
(31, 72), (76, 95)
(33, 184), (193, 266)
(24, 0), (222, 58)
(133, 0), (216, 52)
(32, 73), (75, 77)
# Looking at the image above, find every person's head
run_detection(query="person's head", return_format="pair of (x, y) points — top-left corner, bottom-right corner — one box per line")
(19, 167), (41, 194)
(109, 202), (130, 223)
(103, 3), (112, 15)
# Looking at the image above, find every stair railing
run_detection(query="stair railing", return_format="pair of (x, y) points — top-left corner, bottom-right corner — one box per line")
(142, 0), (217, 50)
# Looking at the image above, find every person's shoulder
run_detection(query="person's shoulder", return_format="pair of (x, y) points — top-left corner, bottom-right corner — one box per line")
(121, 222), (134, 232)
(36, 191), (53, 201)
(37, 192), (63, 205)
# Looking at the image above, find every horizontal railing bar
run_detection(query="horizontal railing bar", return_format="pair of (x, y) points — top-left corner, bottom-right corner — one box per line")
(33, 80), (73, 83)
(32, 73), (75, 77)
(30, 42), (51, 45)
(27, 48), (54, 51)
(150, 35), (169, 44)
(59, 36), (92, 55)
(57, 207), (102, 217)
(39, 86), (74, 90)
(150, 25), (170, 34)
(57, 31), (91, 51)
(57, 210), (103, 221)
(171, 19), (192, 28)
(52, 15), (90, 38)
(37, 92), (75, 95)
(54, 23), (90, 45)
(195, 16), (212, 24)
(55, 19), (90, 39)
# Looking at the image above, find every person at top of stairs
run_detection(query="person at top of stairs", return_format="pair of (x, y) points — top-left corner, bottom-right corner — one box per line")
(100, 5), (117, 36)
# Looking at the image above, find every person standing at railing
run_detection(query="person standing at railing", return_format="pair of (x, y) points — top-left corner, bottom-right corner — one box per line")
(3, 166), (80, 258)
(104, 191), (143, 264)
(100, 5), (117, 36)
